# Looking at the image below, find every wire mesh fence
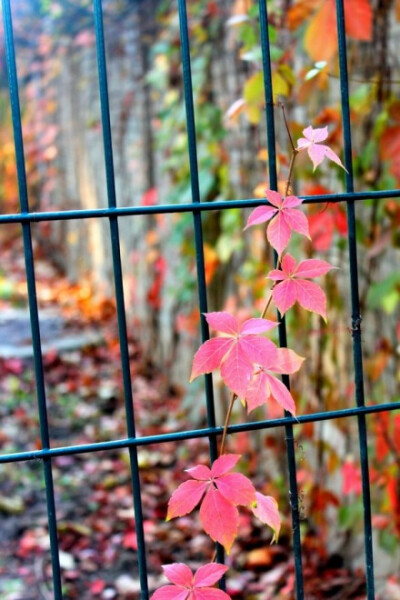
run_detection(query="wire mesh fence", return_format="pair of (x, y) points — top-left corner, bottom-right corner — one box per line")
(1, 1), (400, 599)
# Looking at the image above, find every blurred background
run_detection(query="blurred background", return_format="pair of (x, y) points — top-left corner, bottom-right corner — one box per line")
(0, 0), (399, 598)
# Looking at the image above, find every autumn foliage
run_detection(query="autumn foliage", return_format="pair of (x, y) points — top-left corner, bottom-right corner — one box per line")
(152, 126), (343, 598)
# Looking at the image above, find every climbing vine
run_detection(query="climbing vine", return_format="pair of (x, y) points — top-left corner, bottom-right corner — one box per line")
(151, 124), (346, 598)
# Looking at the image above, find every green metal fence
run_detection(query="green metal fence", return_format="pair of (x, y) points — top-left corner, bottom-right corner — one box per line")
(1, 1), (400, 598)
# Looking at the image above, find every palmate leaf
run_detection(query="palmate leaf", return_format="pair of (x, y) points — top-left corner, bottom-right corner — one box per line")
(244, 347), (304, 415)
(303, 0), (372, 62)
(296, 125), (346, 171)
(167, 454), (256, 553)
(151, 563), (230, 600)
(252, 493), (281, 543)
(190, 312), (278, 399)
(267, 253), (334, 320)
(244, 190), (310, 255)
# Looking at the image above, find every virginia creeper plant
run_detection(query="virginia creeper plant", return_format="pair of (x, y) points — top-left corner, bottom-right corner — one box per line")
(151, 124), (345, 599)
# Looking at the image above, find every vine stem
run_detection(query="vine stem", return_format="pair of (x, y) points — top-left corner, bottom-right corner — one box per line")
(211, 109), (299, 563)
(219, 392), (237, 457)
(217, 109), (298, 458)
(285, 148), (298, 197)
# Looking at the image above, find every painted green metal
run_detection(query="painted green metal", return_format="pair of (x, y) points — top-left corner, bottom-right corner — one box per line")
(336, 1), (375, 596)
(1, 0), (400, 598)
(259, 1), (304, 596)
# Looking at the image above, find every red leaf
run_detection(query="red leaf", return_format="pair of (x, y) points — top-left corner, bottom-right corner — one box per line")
(220, 342), (254, 398)
(193, 564), (229, 587)
(245, 371), (296, 415)
(205, 312), (238, 334)
(167, 480), (209, 520)
(190, 338), (233, 381)
(190, 311), (278, 399)
(163, 564), (193, 587)
(243, 346), (304, 415)
(141, 187), (158, 206)
(210, 454), (241, 477)
(200, 487), (239, 554)
(215, 473), (256, 506)
(152, 586), (188, 600)
(123, 531), (137, 550)
(342, 459), (362, 495)
(245, 190), (309, 255)
(307, 201), (348, 251)
(90, 580), (106, 595)
(187, 464), (212, 480)
(270, 347), (305, 374)
(252, 492), (281, 542)
(304, 0), (372, 62)
(267, 252), (333, 319)
(167, 454), (255, 553)
(380, 126), (400, 184)
(152, 563), (230, 600)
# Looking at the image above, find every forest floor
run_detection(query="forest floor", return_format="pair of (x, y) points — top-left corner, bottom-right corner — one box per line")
(0, 235), (391, 599)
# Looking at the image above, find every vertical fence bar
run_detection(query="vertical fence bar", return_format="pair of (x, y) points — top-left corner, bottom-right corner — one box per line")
(1, 1), (63, 597)
(177, 0), (224, 567)
(92, 1), (149, 596)
(335, 1), (375, 597)
(259, 2), (304, 597)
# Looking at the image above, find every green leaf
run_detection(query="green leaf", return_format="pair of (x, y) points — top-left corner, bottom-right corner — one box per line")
(338, 499), (363, 530)
(367, 274), (400, 314)
(244, 72), (264, 105)
(378, 528), (399, 554)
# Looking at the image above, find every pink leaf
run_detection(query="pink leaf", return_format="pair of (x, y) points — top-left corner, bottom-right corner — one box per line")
(190, 338), (233, 381)
(193, 564), (229, 588)
(252, 492), (281, 543)
(191, 312), (279, 397)
(205, 312), (238, 335)
(186, 465), (212, 480)
(296, 125), (346, 171)
(244, 205), (277, 229)
(267, 269), (286, 281)
(167, 480), (208, 520)
(265, 189), (283, 207)
(245, 370), (270, 412)
(194, 590), (231, 600)
(200, 487), (239, 554)
(210, 454), (241, 478)
(238, 336), (278, 365)
(269, 348), (305, 375)
(239, 317), (277, 335)
(271, 280), (297, 315)
(220, 343), (254, 398)
(163, 564), (193, 587)
(294, 258), (334, 279)
(152, 563), (231, 600)
(215, 473), (256, 506)
(295, 279), (327, 320)
(267, 211), (292, 256)
(264, 373), (296, 415)
(281, 253), (297, 274)
(282, 208), (310, 238)
(151, 586), (188, 600)
(267, 254), (332, 319)
(245, 190), (309, 254)
(282, 195), (303, 208)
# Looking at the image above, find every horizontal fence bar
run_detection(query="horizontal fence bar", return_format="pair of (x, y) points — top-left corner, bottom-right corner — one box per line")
(0, 189), (399, 224)
(1, 401), (398, 464)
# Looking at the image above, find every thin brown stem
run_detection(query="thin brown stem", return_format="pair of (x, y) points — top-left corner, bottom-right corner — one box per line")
(219, 392), (237, 456)
(285, 148), (298, 198)
(280, 103), (296, 153)
(261, 290), (274, 319)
